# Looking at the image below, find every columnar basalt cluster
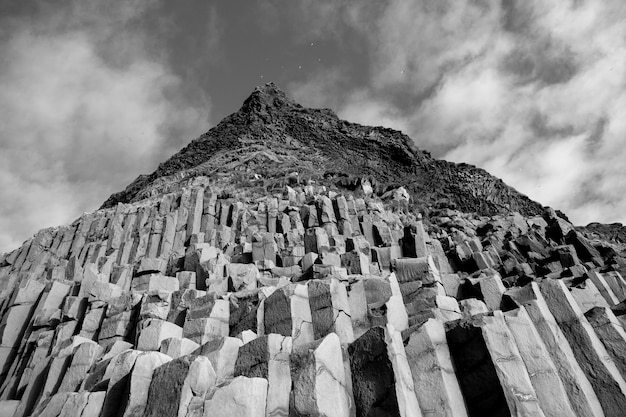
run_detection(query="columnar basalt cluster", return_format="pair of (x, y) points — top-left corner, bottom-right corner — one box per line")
(2, 85), (626, 417)
(2, 177), (626, 417)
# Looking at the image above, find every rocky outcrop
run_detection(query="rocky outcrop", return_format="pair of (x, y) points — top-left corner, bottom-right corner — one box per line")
(2, 85), (626, 416)
(101, 84), (543, 218)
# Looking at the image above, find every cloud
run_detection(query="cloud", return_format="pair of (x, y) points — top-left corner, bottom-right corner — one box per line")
(0, 1), (208, 253)
(289, 0), (626, 226)
(255, 0), (365, 41)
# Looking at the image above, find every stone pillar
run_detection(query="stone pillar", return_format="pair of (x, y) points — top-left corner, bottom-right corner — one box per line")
(405, 318), (468, 417)
(506, 283), (604, 417)
(385, 324), (422, 417)
(503, 307), (576, 417)
(314, 333), (352, 417)
(538, 279), (626, 416)
(348, 327), (400, 416)
(291, 283), (315, 347)
(585, 306), (626, 380)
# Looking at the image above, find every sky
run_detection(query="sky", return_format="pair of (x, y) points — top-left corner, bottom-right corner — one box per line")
(1, 0), (626, 253)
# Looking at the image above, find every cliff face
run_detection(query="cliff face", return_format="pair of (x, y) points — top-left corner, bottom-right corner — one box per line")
(2, 84), (626, 417)
(101, 83), (543, 218)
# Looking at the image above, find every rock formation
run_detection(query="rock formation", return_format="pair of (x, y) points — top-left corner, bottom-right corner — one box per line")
(2, 83), (626, 416)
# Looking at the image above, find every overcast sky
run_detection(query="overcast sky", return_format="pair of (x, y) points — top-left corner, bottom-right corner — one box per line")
(1, 0), (625, 253)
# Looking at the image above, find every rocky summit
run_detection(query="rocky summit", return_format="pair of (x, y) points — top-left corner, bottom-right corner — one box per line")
(1, 84), (626, 417)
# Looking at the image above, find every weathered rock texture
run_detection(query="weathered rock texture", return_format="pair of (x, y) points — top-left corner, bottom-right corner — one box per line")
(2, 84), (626, 416)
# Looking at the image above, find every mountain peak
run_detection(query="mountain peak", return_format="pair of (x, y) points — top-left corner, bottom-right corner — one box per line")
(101, 85), (544, 218)
(240, 82), (298, 116)
(252, 82), (288, 98)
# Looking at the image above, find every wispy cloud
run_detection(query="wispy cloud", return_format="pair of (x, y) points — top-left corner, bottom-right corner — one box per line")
(289, 0), (626, 226)
(0, 0), (208, 252)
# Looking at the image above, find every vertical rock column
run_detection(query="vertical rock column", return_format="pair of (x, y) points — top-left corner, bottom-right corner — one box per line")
(289, 332), (353, 416)
(330, 279), (354, 344)
(445, 318), (510, 417)
(0, 279), (44, 376)
(187, 187), (205, 237)
(588, 271), (621, 306)
(122, 351), (172, 417)
(506, 282), (604, 417)
(290, 283), (315, 347)
(263, 289), (292, 337)
(585, 306), (626, 379)
(539, 279), (626, 417)
(503, 307), (576, 417)
(480, 312), (546, 416)
(266, 334), (292, 417)
(144, 354), (217, 417)
(308, 281), (335, 340)
(402, 221), (428, 258)
(234, 334), (292, 417)
(386, 272), (408, 332)
(385, 324), (422, 417)
(99, 349), (142, 417)
(348, 327), (400, 416)
(314, 333), (352, 417)
(405, 318), (468, 417)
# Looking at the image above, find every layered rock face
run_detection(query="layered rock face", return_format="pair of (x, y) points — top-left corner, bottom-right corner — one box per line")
(2, 84), (626, 416)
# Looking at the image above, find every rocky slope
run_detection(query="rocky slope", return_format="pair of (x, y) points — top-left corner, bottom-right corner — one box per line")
(1, 84), (626, 417)
(101, 83), (544, 218)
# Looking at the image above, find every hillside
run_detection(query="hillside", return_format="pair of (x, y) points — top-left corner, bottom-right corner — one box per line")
(101, 83), (544, 218)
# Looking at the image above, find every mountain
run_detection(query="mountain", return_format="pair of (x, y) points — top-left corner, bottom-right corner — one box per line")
(101, 83), (544, 218)
(2, 83), (626, 417)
